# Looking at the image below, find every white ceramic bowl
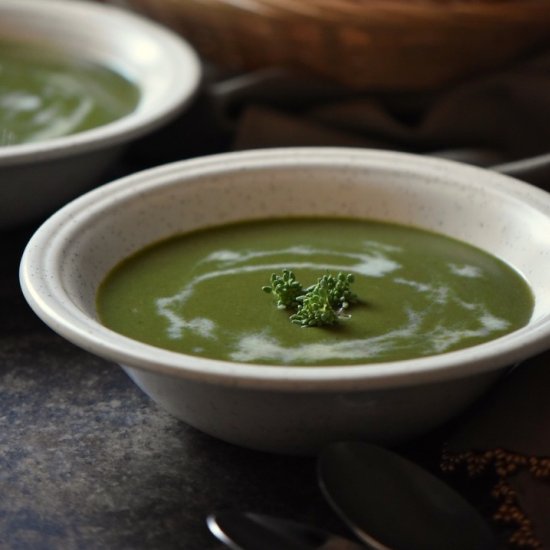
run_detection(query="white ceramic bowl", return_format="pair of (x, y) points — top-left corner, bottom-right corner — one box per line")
(20, 148), (550, 454)
(0, 0), (201, 229)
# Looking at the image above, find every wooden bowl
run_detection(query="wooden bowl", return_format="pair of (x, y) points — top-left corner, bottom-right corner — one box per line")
(117, 0), (550, 90)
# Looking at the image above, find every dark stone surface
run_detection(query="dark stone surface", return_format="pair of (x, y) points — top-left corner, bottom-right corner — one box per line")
(1, 222), (344, 549)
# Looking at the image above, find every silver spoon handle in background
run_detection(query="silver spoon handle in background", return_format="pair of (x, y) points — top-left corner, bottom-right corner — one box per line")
(207, 511), (364, 550)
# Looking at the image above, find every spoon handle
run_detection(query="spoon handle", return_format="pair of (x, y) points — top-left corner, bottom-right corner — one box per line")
(207, 511), (364, 550)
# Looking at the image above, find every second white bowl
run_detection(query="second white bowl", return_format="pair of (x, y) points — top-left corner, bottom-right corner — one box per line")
(0, 0), (201, 228)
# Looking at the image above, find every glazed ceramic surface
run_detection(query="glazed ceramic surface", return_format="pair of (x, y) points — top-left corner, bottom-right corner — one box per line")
(0, 0), (201, 229)
(20, 148), (550, 454)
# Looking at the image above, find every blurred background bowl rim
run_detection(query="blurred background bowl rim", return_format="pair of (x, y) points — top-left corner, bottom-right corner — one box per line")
(0, 0), (202, 166)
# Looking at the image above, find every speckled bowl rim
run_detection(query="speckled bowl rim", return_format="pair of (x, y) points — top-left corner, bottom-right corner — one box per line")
(0, 0), (201, 165)
(20, 148), (550, 391)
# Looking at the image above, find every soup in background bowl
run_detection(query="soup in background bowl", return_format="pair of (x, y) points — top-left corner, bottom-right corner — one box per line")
(0, 39), (140, 146)
(20, 148), (550, 454)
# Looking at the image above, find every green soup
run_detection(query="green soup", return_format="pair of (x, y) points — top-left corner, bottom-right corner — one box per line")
(0, 41), (140, 146)
(97, 218), (534, 366)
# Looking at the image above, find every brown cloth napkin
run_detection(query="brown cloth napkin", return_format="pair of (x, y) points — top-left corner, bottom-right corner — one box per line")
(205, 54), (550, 547)
(441, 351), (550, 549)
(208, 49), (550, 189)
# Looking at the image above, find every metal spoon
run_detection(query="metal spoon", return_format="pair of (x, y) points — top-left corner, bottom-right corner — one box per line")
(207, 510), (364, 550)
(318, 441), (497, 550)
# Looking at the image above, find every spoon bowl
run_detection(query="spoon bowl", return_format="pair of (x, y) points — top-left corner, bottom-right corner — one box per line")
(318, 442), (496, 550)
